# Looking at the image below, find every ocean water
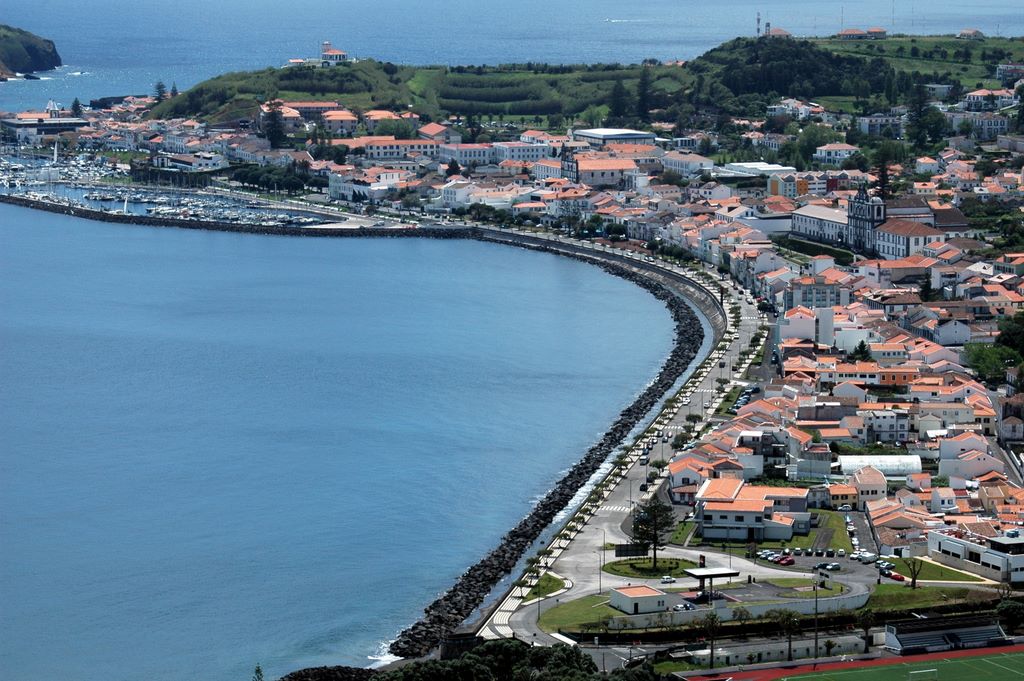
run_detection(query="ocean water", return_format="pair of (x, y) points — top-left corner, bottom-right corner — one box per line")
(2, 0), (1023, 112)
(0, 204), (677, 681)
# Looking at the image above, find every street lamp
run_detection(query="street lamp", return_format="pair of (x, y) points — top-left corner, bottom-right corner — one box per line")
(597, 549), (603, 594)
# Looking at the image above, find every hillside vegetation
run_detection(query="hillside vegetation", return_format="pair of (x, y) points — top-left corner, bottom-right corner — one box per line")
(0, 24), (61, 77)
(149, 34), (1024, 125)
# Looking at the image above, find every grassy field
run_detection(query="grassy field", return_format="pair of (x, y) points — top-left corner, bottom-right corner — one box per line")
(715, 386), (744, 415)
(785, 651), (1024, 681)
(537, 595), (620, 632)
(526, 573), (565, 600)
(891, 558), (985, 583)
(865, 584), (976, 610)
(813, 35), (1024, 90)
(602, 557), (697, 578)
(670, 520), (696, 546)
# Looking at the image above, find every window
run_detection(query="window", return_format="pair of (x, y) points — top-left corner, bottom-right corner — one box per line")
(735, 515), (745, 522)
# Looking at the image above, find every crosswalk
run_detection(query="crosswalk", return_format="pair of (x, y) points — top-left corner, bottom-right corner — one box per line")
(601, 504), (633, 514)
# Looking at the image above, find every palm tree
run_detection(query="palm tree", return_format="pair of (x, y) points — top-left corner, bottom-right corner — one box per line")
(824, 639), (838, 657)
(694, 612), (722, 669)
(767, 609), (802, 661)
(857, 609), (876, 653)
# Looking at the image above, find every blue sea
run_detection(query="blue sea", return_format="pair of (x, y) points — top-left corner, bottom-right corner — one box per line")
(2, 0), (1023, 112)
(0, 204), (677, 680)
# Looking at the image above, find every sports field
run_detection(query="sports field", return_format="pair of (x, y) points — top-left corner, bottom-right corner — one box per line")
(781, 651), (1024, 681)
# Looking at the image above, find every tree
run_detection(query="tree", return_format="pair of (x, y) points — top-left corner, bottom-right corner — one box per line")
(154, 80), (167, 101)
(848, 340), (872, 362)
(632, 497), (675, 569)
(694, 612), (721, 669)
(170, 82), (179, 98)
(445, 160), (462, 177)
(70, 97), (82, 117)
(919, 276), (935, 302)
(609, 79), (629, 119)
(997, 599), (1024, 633)
(871, 142), (902, 200)
(732, 607), (752, 629)
(857, 609), (876, 653)
(824, 639), (838, 657)
(636, 68), (652, 122)
(766, 609), (802, 661)
(252, 664), (264, 681)
(997, 311), (1024, 355)
(262, 100), (286, 149)
(904, 557), (925, 589)
(374, 119), (416, 139)
(964, 343), (1023, 385)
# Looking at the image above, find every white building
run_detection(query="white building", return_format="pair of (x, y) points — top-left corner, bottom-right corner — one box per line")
(661, 151), (714, 178)
(790, 204), (848, 244)
(812, 143), (859, 166)
(492, 141), (550, 163)
(572, 127), (656, 148)
(609, 585), (668, 615)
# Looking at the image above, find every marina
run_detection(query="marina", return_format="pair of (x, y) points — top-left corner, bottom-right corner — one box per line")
(0, 155), (327, 227)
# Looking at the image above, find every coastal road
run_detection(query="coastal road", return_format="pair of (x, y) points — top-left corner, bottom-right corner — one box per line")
(476, 235), (775, 643)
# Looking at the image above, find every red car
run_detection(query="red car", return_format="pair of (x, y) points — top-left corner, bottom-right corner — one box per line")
(778, 556), (795, 566)
(889, 571), (906, 582)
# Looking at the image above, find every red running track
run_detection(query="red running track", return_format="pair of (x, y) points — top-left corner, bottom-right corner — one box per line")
(683, 642), (1024, 681)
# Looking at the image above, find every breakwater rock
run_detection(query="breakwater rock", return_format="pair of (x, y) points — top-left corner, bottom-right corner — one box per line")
(279, 666), (377, 681)
(387, 240), (709, 659)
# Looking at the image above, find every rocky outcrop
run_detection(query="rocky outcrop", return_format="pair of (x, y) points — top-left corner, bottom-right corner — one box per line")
(387, 240), (708, 659)
(0, 25), (61, 77)
(278, 667), (377, 681)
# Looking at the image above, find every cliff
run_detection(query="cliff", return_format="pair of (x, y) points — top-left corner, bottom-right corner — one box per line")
(0, 25), (62, 77)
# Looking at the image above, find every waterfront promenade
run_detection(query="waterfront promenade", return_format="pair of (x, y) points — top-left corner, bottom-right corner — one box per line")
(473, 232), (780, 645)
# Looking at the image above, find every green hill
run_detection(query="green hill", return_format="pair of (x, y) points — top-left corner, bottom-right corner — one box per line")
(0, 25), (61, 77)
(149, 34), (1024, 124)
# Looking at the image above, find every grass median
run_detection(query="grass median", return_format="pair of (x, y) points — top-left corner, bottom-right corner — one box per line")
(602, 557), (698, 579)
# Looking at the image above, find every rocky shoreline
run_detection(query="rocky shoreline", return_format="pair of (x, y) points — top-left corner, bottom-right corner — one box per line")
(386, 238), (707, 659)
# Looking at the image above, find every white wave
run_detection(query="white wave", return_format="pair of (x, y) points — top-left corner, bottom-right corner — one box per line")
(367, 640), (401, 668)
(38, 77), (54, 80)
(605, 18), (643, 23)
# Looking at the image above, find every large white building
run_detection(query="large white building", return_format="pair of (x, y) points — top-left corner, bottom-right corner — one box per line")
(571, 127), (656, 148)
(790, 204), (848, 243)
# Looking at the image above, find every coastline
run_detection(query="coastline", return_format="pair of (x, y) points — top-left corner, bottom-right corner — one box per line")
(0, 194), (722, 669)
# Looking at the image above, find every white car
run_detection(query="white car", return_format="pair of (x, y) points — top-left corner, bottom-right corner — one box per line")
(661, 576), (677, 584)
(703, 401), (711, 408)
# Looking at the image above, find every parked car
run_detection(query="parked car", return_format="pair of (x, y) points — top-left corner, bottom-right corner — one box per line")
(837, 504), (852, 512)
(889, 571), (906, 582)
(778, 556), (795, 566)
(814, 548), (825, 557)
(814, 561), (831, 570)
(825, 549), (836, 557)
(793, 548), (803, 556)
(661, 576), (677, 584)
(826, 563), (841, 571)
(680, 398), (691, 405)
(673, 603), (693, 611)
(837, 549), (846, 557)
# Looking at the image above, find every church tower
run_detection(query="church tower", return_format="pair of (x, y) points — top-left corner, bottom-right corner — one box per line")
(846, 183), (886, 254)
(560, 143), (578, 183)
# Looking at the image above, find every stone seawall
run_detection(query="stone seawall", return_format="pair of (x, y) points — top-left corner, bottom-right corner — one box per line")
(387, 237), (714, 659)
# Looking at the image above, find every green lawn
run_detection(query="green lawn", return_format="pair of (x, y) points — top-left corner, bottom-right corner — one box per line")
(526, 573), (565, 600)
(537, 595), (620, 632)
(670, 521), (695, 545)
(602, 557), (697, 579)
(786, 651), (1024, 681)
(865, 584), (974, 610)
(715, 386), (743, 415)
(890, 558), (985, 583)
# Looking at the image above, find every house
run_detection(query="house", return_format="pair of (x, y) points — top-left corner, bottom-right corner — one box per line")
(319, 41), (348, 65)
(828, 484), (858, 509)
(938, 450), (1005, 479)
(694, 478), (810, 542)
(850, 465), (887, 510)
(610, 586), (668, 615)
(958, 29), (986, 40)
(812, 143), (859, 166)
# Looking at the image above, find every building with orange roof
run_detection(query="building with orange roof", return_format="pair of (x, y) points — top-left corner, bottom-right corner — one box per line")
(610, 585), (668, 614)
(694, 478), (810, 541)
